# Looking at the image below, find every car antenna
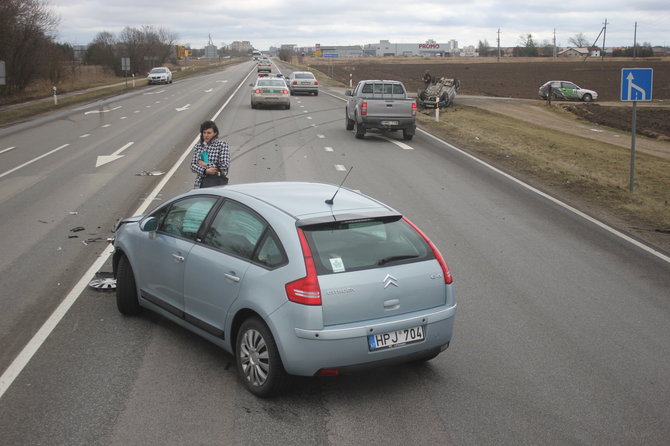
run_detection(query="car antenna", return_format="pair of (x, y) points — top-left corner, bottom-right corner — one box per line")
(326, 166), (353, 205)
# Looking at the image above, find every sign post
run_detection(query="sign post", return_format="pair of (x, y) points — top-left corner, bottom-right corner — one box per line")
(121, 57), (130, 87)
(620, 68), (653, 192)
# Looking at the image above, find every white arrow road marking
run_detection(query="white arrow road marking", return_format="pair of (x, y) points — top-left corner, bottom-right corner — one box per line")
(1, 146), (16, 154)
(95, 142), (134, 168)
(176, 104), (191, 112)
(84, 106), (122, 115)
(204, 88), (213, 92)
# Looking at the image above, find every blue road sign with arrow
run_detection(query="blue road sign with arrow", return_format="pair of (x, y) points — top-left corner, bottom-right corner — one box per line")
(620, 68), (653, 101)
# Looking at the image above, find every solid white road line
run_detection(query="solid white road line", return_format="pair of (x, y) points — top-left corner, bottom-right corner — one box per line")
(0, 70), (255, 400)
(418, 128), (670, 264)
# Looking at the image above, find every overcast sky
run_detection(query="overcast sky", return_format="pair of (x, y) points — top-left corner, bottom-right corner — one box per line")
(52, 0), (670, 51)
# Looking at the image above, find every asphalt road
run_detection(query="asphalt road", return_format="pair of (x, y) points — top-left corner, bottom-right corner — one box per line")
(1, 60), (669, 446)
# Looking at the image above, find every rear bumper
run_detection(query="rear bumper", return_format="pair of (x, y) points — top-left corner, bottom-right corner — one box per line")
(290, 85), (318, 92)
(274, 303), (457, 376)
(360, 116), (416, 131)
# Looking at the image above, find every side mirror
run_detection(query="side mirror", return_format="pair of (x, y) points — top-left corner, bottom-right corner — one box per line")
(344, 90), (352, 96)
(140, 216), (158, 232)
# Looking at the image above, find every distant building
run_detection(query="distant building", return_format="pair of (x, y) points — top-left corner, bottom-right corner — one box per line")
(557, 47), (599, 58)
(362, 40), (457, 57)
(229, 41), (253, 53)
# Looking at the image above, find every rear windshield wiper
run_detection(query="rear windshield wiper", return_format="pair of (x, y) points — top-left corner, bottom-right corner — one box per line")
(378, 254), (419, 265)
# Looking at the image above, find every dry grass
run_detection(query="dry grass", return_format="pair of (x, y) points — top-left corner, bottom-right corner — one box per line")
(0, 58), (247, 126)
(417, 107), (670, 242)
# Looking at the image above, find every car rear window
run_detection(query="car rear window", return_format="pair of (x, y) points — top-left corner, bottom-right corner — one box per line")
(294, 73), (315, 79)
(258, 79), (286, 87)
(301, 217), (433, 275)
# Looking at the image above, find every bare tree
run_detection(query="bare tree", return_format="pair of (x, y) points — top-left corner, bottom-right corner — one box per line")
(118, 25), (178, 75)
(0, 0), (59, 95)
(478, 40), (491, 57)
(515, 34), (538, 57)
(568, 33), (590, 48)
(85, 31), (117, 71)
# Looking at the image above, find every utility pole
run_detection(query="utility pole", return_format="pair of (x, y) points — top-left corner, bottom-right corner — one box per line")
(602, 18), (608, 60)
(497, 28), (501, 61)
(633, 22), (638, 60)
(553, 28), (557, 58)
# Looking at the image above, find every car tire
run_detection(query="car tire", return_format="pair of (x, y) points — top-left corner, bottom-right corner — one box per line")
(354, 119), (365, 139)
(582, 93), (593, 102)
(403, 129), (414, 141)
(314, 91), (318, 96)
(345, 112), (355, 130)
(116, 255), (141, 315)
(286, 103), (291, 110)
(236, 317), (288, 398)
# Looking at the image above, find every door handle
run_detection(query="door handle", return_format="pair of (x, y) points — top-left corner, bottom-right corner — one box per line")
(224, 273), (240, 282)
(172, 254), (185, 262)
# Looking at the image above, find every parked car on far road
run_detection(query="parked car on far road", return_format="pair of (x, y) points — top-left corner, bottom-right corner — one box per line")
(147, 67), (173, 84)
(287, 71), (319, 95)
(539, 80), (597, 102)
(112, 181), (457, 397)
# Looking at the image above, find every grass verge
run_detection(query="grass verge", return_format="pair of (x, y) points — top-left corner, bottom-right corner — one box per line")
(0, 58), (247, 127)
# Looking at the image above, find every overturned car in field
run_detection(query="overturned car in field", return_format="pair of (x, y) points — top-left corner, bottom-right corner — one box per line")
(417, 77), (460, 109)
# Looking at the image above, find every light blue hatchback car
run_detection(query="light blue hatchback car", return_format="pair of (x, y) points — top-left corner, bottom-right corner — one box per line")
(112, 182), (457, 396)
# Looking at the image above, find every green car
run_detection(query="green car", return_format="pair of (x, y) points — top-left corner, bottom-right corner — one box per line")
(539, 80), (598, 102)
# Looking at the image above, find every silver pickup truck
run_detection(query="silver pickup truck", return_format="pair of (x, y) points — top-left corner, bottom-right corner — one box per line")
(345, 80), (417, 140)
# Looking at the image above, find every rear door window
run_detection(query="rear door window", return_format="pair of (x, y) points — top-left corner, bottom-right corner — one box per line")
(201, 200), (287, 267)
(302, 217), (433, 275)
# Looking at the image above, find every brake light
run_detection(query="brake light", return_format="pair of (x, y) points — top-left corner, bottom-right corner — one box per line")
(361, 101), (367, 116)
(292, 80), (298, 85)
(254, 89), (262, 94)
(282, 89), (289, 94)
(403, 217), (453, 284)
(285, 229), (322, 305)
(314, 80), (319, 85)
(411, 102), (417, 117)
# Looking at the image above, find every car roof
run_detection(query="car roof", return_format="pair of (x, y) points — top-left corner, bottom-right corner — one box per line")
(192, 182), (399, 223)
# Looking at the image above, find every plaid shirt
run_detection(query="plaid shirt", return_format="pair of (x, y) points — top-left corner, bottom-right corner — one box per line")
(190, 137), (230, 188)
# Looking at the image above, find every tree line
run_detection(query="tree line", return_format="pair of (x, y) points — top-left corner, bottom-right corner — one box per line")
(477, 32), (655, 57)
(0, 0), (176, 98)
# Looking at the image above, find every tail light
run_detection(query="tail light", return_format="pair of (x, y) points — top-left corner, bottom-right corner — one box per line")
(282, 89), (289, 94)
(314, 80), (319, 85)
(403, 217), (453, 284)
(411, 102), (417, 116)
(292, 80), (298, 85)
(285, 229), (322, 305)
(254, 89), (262, 94)
(361, 101), (368, 116)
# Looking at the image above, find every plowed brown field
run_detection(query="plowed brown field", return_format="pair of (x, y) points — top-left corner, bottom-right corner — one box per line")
(311, 58), (670, 139)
